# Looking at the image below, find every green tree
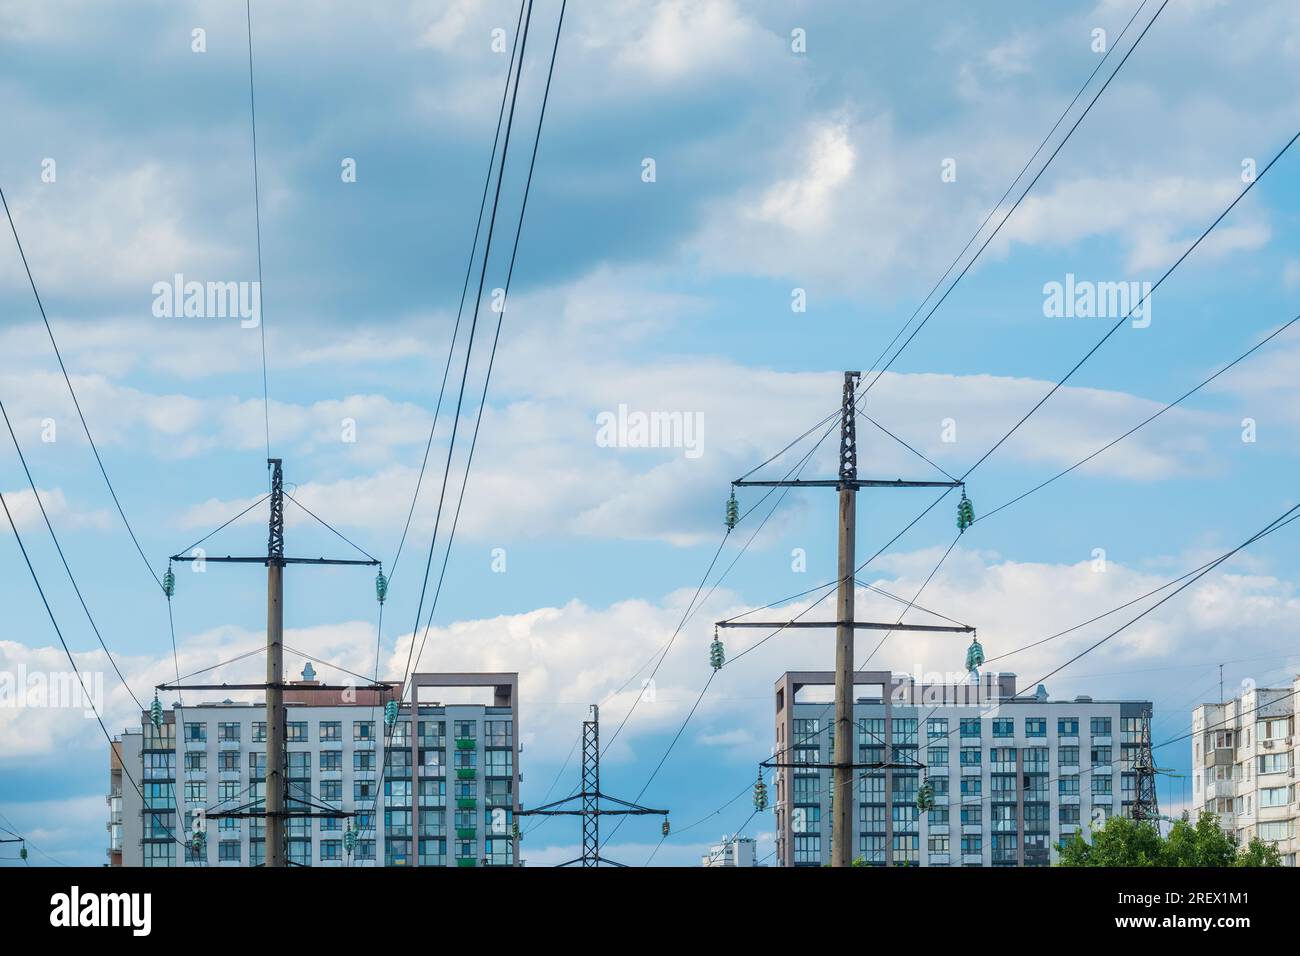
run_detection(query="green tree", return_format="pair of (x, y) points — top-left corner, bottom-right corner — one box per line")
(1058, 810), (1283, 867)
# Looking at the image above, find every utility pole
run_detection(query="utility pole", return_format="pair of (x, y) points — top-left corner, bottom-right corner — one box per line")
(160, 458), (383, 867)
(518, 705), (669, 867)
(726, 371), (967, 867)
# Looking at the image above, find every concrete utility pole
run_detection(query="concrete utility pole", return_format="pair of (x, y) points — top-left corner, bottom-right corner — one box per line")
(726, 371), (968, 867)
(832, 373), (858, 868)
(161, 458), (381, 867)
(265, 460), (286, 867)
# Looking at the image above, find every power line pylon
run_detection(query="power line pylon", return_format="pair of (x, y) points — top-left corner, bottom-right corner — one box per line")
(1132, 705), (1161, 825)
(726, 371), (967, 867)
(519, 705), (668, 867)
(159, 458), (384, 867)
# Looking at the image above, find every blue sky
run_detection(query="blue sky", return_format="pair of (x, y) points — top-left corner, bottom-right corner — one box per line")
(1, 0), (1299, 866)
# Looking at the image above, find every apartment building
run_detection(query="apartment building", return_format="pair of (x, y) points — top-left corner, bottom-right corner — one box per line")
(108, 668), (520, 867)
(773, 670), (1153, 866)
(701, 835), (757, 867)
(1191, 677), (1298, 866)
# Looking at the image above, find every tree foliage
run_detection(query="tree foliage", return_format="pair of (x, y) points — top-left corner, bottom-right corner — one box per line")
(1058, 811), (1283, 867)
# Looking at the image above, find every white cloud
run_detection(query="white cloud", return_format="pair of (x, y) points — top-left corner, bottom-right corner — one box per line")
(0, 486), (110, 532)
(610, 0), (770, 83)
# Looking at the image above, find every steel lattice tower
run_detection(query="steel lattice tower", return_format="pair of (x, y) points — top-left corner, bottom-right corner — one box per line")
(519, 705), (668, 867)
(1132, 705), (1161, 824)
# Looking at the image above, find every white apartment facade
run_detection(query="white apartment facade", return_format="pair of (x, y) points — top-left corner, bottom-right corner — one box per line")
(109, 669), (520, 867)
(1191, 677), (1299, 866)
(701, 835), (757, 867)
(773, 670), (1154, 866)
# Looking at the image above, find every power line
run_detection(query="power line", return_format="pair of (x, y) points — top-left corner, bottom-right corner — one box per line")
(354, 0), (532, 848)
(409, 0), (569, 679)
(246, 0), (272, 461)
(0, 399), (145, 711)
(976, 313), (1300, 524)
(750, 0), (1156, 467)
(0, 489), (186, 850)
(400, 0), (539, 691)
(857, 0), (1159, 400)
(960, 124), (1300, 482)
(0, 185), (163, 593)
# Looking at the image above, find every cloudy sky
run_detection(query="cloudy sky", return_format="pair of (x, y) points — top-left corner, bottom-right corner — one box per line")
(2, 0), (1300, 866)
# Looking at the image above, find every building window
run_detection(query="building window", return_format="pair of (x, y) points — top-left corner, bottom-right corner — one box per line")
(992, 720), (1013, 738)
(143, 842), (175, 867)
(793, 835), (821, 864)
(1059, 776), (1079, 795)
(320, 721), (341, 742)
(252, 722), (266, 743)
(793, 718), (821, 744)
(928, 747), (948, 766)
(287, 752), (311, 778)
(286, 722), (307, 742)
(1090, 717), (1112, 737)
(354, 750), (376, 772)
(959, 718), (980, 738)
(1058, 717), (1078, 736)
(217, 722), (240, 743)
(1091, 775), (1112, 795)
(218, 840), (241, 863)
(354, 721), (375, 741)
(1025, 718), (1046, 737)
(927, 718), (948, 738)
(217, 751), (240, 772)
(320, 839), (342, 861)
(1258, 754), (1291, 775)
(484, 720), (512, 747)
(185, 722), (207, 742)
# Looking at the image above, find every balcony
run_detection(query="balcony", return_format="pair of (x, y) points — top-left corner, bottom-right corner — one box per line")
(457, 858), (477, 867)
(456, 768), (476, 780)
(184, 738), (207, 751)
(456, 738), (476, 751)
(960, 765), (981, 776)
(456, 798), (477, 810)
(456, 828), (476, 840)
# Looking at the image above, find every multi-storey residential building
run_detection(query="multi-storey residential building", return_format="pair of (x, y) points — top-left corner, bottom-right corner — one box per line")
(109, 668), (520, 867)
(773, 670), (1153, 866)
(1191, 678), (1298, 866)
(701, 835), (757, 867)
